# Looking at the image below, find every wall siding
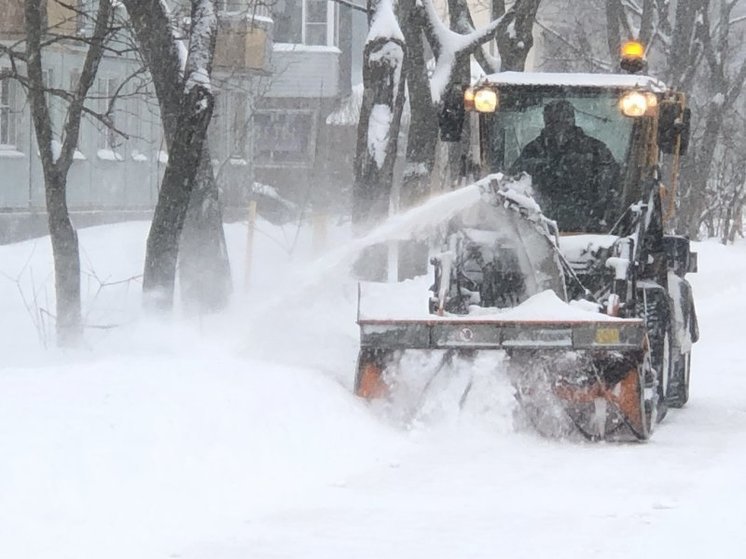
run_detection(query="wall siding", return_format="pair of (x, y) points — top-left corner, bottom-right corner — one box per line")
(267, 48), (340, 98)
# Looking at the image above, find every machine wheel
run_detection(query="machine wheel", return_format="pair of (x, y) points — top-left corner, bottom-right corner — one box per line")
(656, 331), (673, 422)
(609, 353), (653, 441)
(637, 348), (655, 440)
(667, 352), (691, 408)
(637, 287), (673, 423)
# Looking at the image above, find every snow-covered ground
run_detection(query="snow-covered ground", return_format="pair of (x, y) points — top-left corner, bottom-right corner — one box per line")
(1, 215), (745, 559)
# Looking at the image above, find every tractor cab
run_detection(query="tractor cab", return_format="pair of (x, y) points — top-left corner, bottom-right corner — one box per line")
(456, 72), (690, 236)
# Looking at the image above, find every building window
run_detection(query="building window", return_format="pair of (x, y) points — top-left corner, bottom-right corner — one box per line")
(254, 110), (315, 166)
(0, 77), (18, 147)
(76, 0), (93, 34)
(96, 77), (120, 155)
(304, 0), (327, 45)
(273, 0), (336, 46)
(211, 90), (250, 161)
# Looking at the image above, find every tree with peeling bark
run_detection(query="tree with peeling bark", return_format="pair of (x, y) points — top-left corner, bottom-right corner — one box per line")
(123, 0), (229, 312)
(20, 0), (116, 346)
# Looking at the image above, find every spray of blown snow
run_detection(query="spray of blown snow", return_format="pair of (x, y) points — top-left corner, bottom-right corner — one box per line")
(246, 182), (483, 319)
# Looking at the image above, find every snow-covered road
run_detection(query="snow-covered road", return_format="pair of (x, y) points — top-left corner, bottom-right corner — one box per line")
(1, 222), (745, 558)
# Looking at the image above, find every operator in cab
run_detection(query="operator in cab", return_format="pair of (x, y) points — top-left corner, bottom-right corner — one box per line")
(510, 99), (620, 232)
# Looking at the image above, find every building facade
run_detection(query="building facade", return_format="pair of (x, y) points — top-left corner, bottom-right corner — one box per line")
(0, 0), (275, 241)
(252, 0), (357, 215)
(0, 1), (370, 240)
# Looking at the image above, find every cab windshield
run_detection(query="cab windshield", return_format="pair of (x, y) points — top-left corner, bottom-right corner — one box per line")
(484, 89), (634, 170)
(483, 88), (635, 232)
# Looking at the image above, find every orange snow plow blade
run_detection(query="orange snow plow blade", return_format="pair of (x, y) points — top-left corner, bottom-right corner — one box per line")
(355, 317), (653, 441)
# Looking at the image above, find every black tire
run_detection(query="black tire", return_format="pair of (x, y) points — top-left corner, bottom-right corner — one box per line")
(667, 352), (691, 408)
(637, 287), (673, 423)
(639, 345), (656, 440)
(657, 330), (673, 422)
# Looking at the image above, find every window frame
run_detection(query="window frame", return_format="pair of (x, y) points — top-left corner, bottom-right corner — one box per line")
(253, 109), (317, 168)
(0, 76), (18, 149)
(274, 0), (337, 46)
(96, 76), (122, 158)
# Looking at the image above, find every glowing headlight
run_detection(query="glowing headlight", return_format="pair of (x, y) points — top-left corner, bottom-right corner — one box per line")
(620, 91), (648, 117)
(474, 88), (498, 113)
(464, 87), (476, 111)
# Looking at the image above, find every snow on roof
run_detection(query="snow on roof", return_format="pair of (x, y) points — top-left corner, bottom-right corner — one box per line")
(478, 71), (668, 92)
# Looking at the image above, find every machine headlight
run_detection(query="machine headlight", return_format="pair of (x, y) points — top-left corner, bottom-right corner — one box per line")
(620, 91), (648, 117)
(464, 87), (476, 111)
(474, 88), (498, 113)
(644, 92), (658, 110)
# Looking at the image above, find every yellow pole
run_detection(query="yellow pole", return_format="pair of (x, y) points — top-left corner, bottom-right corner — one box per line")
(311, 212), (328, 256)
(244, 200), (257, 292)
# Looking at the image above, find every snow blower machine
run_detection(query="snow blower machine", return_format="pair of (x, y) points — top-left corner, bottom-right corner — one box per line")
(354, 42), (699, 441)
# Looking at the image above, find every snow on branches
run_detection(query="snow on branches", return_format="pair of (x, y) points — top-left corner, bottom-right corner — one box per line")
(184, 0), (217, 98)
(420, 0), (504, 102)
(364, 0), (405, 168)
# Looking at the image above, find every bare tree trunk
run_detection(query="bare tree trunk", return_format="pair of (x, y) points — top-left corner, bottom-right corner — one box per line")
(352, 0), (407, 280)
(352, 42), (407, 227)
(605, 0), (624, 62)
(353, 1), (406, 227)
(179, 147), (232, 313)
(400, 0), (437, 210)
(673, 3), (746, 237)
(143, 64), (216, 309)
(45, 170), (82, 346)
(23, 0), (112, 346)
(396, 0), (438, 280)
(667, 0), (705, 89)
(125, 0), (226, 311)
(496, 0), (542, 71)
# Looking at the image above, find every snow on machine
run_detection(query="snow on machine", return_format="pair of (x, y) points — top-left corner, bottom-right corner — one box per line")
(354, 42), (699, 441)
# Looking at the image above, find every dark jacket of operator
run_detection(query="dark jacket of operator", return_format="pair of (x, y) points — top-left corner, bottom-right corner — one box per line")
(510, 100), (620, 232)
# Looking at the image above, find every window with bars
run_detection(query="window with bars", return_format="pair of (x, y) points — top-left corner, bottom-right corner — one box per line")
(0, 77), (18, 147)
(273, 0), (336, 46)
